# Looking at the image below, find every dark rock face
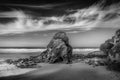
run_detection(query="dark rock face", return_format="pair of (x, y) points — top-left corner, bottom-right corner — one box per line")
(7, 31), (73, 68)
(100, 29), (120, 71)
(41, 31), (73, 63)
(100, 29), (120, 63)
(100, 39), (114, 55)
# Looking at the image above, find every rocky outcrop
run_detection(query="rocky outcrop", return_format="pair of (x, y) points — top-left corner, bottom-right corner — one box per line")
(87, 51), (107, 58)
(40, 31), (73, 63)
(100, 39), (114, 55)
(7, 31), (73, 68)
(100, 29), (120, 64)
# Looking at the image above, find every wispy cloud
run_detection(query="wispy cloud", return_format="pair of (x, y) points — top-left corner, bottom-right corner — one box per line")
(1, 3), (69, 9)
(0, 2), (120, 35)
(0, 11), (25, 18)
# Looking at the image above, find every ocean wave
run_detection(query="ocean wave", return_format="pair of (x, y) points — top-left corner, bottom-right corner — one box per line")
(0, 63), (16, 71)
(0, 48), (99, 53)
(73, 48), (99, 52)
(0, 49), (46, 53)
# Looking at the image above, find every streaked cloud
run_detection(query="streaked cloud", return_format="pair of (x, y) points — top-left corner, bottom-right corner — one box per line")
(0, 2), (120, 35)
(1, 3), (69, 9)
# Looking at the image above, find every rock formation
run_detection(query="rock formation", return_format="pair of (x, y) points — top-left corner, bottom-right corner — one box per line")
(40, 31), (73, 63)
(100, 39), (114, 56)
(8, 31), (73, 68)
(100, 29), (120, 63)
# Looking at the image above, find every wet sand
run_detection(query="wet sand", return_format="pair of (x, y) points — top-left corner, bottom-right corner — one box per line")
(0, 62), (120, 80)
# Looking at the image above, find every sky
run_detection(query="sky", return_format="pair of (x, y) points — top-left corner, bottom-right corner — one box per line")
(0, 0), (120, 47)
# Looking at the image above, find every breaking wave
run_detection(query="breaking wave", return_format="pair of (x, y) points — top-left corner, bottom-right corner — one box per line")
(0, 48), (99, 53)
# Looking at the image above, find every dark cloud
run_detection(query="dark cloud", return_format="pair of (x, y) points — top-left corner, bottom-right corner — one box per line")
(0, 18), (16, 24)
(103, 13), (120, 21)
(0, 0), (120, 35)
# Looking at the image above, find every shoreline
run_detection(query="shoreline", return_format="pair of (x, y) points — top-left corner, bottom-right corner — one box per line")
(0, 62), (120, 80)
(0, 50), (119, 80)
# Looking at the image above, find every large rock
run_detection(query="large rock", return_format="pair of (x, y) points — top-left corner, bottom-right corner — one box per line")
(108, 43), (120, 62)
(108, 29), (120, 62)
(100, 39), (114, 55)
(40, 31), (73, 63)
(100, 29), (120, 63)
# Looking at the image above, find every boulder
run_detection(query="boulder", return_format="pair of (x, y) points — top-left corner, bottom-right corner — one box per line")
(100, 29), (120, 69)
(107, 29), (120, 63)
(40, 31), (73, 63)
(100, 39), (114, 55)
(108, 43), (120, 62)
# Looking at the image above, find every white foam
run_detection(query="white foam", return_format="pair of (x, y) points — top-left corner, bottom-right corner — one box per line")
(0, 63), (16, 71)
(73, 48), (99, 52)
(0, 49), (46, 53)
(0, 48), (99, 53)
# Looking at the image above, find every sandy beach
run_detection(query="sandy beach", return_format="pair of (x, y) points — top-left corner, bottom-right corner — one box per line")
(0, 62), (120, 80)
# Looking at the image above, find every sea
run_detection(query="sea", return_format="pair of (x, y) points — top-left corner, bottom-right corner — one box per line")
(0, 47), (99, 60)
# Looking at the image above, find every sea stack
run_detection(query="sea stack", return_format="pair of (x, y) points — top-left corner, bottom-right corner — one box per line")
(41, 31), (73, 63)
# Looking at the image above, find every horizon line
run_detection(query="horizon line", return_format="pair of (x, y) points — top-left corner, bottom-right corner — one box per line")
(0, 47), (99, 49)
